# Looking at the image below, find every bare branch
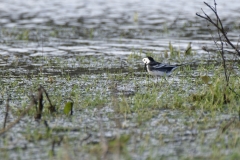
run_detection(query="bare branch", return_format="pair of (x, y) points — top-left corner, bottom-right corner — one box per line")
(197, 1), (240, 56)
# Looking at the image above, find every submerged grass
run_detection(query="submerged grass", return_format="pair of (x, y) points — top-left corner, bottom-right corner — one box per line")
(1, 48), (240, 159)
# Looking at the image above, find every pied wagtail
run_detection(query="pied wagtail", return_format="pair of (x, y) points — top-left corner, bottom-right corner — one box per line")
(142, 57), (180, 76)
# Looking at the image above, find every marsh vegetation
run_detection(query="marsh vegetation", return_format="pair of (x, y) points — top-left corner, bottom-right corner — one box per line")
(0, 0), (240, 159)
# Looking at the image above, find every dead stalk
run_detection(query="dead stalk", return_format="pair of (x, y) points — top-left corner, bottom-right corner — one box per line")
(3, 97), (10, 129)
(0, 96), (36, 136)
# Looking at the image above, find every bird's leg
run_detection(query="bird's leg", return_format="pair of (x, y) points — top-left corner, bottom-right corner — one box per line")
(163, 76), (170, 85)
(147, 75), (151, 87)
(163, 76), (167, 81)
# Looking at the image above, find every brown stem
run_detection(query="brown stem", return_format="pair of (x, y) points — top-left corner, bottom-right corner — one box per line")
(3, 98), (10, 129)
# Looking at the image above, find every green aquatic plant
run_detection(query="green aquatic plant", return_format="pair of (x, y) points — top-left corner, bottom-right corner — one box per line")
(63, 101), (73, 115)
(163, 22), (169, 33)
(184, 42), (192, 56)
(17, 29), (29, 40)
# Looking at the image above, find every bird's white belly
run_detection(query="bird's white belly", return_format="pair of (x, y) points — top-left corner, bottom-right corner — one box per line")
(148, 70), (170, 76)
(147, 66), (171, 76)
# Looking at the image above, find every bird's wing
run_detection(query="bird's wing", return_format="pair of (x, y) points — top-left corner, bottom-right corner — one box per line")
(151, 63), (166, 69)
(151, 64), (178, 72)
(153, 63), (178, 68)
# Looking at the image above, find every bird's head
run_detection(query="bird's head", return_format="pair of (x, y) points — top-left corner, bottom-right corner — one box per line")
(142, 57), (155, 64)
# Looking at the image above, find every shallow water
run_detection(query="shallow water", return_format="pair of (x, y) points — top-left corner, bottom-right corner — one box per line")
(0, 0), (240, 159)
(0, 0), (239, 59)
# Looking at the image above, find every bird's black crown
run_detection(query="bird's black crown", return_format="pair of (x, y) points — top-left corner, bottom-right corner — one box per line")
(147, 57), (155, 62)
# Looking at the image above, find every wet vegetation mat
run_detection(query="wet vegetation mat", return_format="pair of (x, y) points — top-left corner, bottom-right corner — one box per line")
(1, 0), (240, 160)
(1, 54), (240, 160)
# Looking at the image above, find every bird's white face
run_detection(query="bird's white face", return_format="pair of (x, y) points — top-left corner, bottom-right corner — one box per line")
(142, 58), (150, 64)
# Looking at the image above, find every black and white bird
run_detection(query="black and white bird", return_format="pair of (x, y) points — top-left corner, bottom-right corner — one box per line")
(142, 57), (179, 76)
